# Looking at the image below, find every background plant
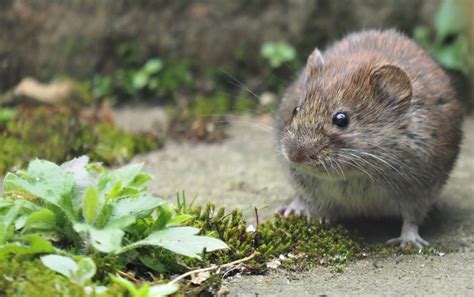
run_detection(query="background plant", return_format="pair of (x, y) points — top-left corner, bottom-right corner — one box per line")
(414, 0), (471, 74)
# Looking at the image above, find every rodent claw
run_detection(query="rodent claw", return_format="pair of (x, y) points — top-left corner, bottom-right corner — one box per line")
(386, 235), (429, 250)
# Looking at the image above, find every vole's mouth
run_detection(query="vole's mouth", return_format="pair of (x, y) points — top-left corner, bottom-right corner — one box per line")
(282, 145), (356, 179)
(282, 147), (341, 178)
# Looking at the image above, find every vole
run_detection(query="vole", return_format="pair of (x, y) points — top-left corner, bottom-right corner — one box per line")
(276, 29), (463, 248)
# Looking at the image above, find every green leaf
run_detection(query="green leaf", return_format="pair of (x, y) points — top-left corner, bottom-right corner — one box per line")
(139, 255), (167, 273)
(105, 215), (136, 229)
(0, 201), (24, 243)
(110, 275), (139, 295)
(166, 214), (193, 227)
(433, 35), (470, 73)
(151, 205), (173, 231)
(3, 160), (76, 221)
(74, 223), (124, 253)
(82, 187), (99, 225)
(23, 208), (56, 232)
(143, 59), (163, 75)
(148, 283), (180, 297)
(435, 0), (466, 39)
(41, 254), (78, 278)
(113, 163), (146, 188)
(0, 234), (54, 259)
(76, 257), (97, 286)
(41, 255), (96, 286)
(110, 194), (163, 221)
(260, 41), (296, 68)
(132, 71), (149, 89)
(117, 226), (228, 259)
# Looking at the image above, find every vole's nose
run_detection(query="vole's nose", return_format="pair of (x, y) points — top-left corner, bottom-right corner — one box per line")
(289, 147), (310, 163)
(289, 144), (318, 163)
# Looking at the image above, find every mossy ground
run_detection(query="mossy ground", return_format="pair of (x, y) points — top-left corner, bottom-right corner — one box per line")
(0, 105), (161, 175)
(0, 202), (439, 296)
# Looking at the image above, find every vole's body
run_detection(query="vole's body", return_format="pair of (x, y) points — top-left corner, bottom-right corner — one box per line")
(277, 30), (462, 247)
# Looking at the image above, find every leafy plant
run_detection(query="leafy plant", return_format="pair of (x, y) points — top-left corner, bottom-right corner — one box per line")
(0, 157), (228, 293)
(261, 41), (297, 68)
(132, 59), (163, 91)
(414, 0), (471, 74)
(92, 55), (194, 103)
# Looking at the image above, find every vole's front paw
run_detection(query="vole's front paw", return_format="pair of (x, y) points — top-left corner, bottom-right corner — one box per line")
(386, 222), (429, 249)
(277, 197), (311, 219)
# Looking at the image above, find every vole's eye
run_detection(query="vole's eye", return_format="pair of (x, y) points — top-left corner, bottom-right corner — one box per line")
(293, 106), (300, 117)
(332, 112), (349, 128)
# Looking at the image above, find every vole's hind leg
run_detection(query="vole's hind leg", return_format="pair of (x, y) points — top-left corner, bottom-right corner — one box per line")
(386, 221), (429, 249)
(387, 201), (431, 249)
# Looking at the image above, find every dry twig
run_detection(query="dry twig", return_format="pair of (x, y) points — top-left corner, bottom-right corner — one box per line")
(167, 251), (257, 285)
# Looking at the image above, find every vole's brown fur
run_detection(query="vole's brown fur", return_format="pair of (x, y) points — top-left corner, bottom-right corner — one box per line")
(277, 29), (463, 248)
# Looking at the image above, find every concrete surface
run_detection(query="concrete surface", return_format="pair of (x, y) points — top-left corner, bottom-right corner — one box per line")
(118, 107), (474, 296)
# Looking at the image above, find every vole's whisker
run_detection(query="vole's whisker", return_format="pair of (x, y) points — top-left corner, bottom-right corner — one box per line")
(218, 69), (260, 100)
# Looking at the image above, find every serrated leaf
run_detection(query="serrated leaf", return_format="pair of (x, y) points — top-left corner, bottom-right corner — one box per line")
(74, 223), (124, 253)
(0, 234), (54, 259)
(117, 226), (228, 259)
(82, 187), (99, 225)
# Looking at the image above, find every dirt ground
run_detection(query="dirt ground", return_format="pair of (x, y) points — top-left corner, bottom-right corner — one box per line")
(112, 107), (474, 296)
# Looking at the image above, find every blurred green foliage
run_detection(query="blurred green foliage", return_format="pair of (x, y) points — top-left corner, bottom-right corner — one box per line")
(261, 41), (297, 68)
(91, 43), (194, 103)
(414, 0), (471, 74)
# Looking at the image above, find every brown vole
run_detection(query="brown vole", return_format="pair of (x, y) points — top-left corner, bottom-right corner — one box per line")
(276, 29), (463, 248)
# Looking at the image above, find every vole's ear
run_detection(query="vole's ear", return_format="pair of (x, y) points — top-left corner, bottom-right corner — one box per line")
(370, 64), (412, 108)
(305, 48), (324, 77)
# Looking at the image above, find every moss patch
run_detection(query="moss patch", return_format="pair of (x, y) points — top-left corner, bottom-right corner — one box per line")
(0, 106), (161, 174)
(0, 201), (445, 296)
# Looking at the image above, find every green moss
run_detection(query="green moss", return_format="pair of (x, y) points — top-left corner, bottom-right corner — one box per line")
(184, 203), (446, 273)
(183, 204), (360, 271)
(0, 106), (161, 174)
(0, 202), (447, 296)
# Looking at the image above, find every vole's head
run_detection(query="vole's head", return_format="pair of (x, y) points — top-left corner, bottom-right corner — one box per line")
(280, 48), (413, 178)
